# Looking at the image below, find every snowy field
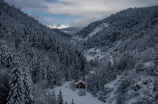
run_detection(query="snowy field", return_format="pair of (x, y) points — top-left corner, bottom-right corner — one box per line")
(85, 48), (105, 61)
(49, 82), (105, 104)
(84, 48), (114, 64)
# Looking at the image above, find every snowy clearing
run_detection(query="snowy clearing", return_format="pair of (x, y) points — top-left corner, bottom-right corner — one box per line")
(85, 48), (105, 61)
(84, 48), (114, 64)
(49, 82), (105, 104)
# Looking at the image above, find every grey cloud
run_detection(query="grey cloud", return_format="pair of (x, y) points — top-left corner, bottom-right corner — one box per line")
(30, 12), (44, 19)
(5, 0), (48, 9)
(4, 0), (158, 27)
(70, 11), (116, 27)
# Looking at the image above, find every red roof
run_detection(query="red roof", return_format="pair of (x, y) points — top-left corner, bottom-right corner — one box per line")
(76, 82), (86, 89)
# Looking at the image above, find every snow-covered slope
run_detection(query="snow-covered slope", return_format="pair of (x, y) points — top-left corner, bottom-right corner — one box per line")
(103, 72), (156, 104)
(47, 68), (156, 104)
(71, 23), (108, 44)
(103, 75), (123, 104)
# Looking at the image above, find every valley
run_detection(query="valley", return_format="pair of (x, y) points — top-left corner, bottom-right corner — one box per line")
(0, 0), (158, 104)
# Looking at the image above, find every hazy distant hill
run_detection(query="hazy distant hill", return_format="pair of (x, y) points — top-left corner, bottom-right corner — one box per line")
(61, 27), (83, 36)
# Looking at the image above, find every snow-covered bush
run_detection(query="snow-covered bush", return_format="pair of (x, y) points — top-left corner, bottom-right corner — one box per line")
(69, 81), (76, 91)
(153, 78), (158, 102)
(116, 75), (135, 103)
(135, 61), (144, 72)
(77, 89), (86, 96)
(97, 91), (105, 101)
(89, 59), (99, 67)
(133, 97), (153, 104)
(57, 89), (64, 104)
(155, 92), (158, 101)
(32, 83), (47, 104)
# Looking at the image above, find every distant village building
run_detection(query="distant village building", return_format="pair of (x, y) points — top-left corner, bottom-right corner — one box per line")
(90, 71), (95, 74)
(76, 81), (86, 89)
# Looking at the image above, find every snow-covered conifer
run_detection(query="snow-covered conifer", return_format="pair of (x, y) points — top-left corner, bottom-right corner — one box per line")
(65, 101), (68, 104)
(23, 68), (33, 104)
(7, 61), (25, 104)
(71, 98), (74, 104)
(57, 89), (63, 104)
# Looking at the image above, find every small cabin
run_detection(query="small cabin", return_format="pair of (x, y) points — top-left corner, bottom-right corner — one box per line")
(76, 81), (86, 89)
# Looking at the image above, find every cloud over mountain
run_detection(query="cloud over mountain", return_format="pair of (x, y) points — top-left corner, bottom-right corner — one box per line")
(48, 24), (70, 29)
(5, 0), (158, 26)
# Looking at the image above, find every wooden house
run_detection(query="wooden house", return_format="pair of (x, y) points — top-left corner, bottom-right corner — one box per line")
(76, 81), (86, 89)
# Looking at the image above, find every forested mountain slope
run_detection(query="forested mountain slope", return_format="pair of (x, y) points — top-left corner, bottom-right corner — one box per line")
(0, 0), (88, 103)
(72, 6), (158, 104)
(72, 6), (158, 51)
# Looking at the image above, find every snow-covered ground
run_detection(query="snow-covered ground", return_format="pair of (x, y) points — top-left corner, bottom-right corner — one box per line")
(45, 60), (156, 104)
(84, 48), (105, 61)
(103, 72), (156, 104)
(84, 48), (114, 65)
(49, 82), (105, 104)
(104, 75), (123, 104)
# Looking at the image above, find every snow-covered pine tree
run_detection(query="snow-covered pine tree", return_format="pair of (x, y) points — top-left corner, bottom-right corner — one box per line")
(0, 45), (8, 68)
(52, 90), (57, 104)
(46, 92), (57, 104)
(65, 101), (68, 104)
(23, 68), (33, 104)
(55, 56), (63, 85)
(47, 61), (56, 88)
(97, 90), (104, 101)
(57, 89), (63, 104)
(71, 98), (74, 104)
(78, 89), (86, 96)
(46, 92), (51, 104)
(7, 61), (25, 104)
(68, 65), (73, 81)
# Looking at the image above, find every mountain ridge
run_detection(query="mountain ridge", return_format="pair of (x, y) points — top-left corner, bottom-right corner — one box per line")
(72, 6), (158, 50)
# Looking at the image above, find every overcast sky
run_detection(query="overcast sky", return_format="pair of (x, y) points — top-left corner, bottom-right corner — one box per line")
(5, 0), (158, 27)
